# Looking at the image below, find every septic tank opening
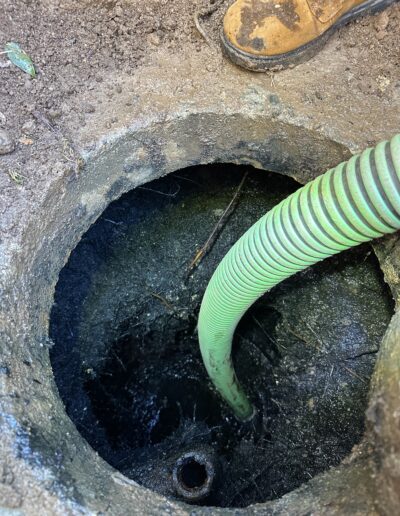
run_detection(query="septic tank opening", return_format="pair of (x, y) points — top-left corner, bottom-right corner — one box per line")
(50, 163), (394, 508)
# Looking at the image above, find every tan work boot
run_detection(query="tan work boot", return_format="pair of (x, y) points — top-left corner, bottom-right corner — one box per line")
(222, 0), (396, 71)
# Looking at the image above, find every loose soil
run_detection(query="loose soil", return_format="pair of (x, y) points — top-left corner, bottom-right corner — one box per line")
(0, 0), (399, 139)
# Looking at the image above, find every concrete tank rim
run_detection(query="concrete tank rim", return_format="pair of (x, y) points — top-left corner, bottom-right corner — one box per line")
(0, 109), (398, 514)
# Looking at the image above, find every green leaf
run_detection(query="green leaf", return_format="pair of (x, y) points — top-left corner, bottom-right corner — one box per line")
(4, 42), (36, 77)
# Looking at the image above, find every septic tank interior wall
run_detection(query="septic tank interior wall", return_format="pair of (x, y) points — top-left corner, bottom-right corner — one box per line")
(1, 34), (400, 515)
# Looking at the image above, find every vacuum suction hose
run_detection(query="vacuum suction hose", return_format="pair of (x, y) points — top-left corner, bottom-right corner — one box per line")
(198, 135), (400, 420)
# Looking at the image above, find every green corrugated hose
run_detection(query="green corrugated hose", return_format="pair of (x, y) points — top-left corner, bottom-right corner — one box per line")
(198, 134), (400, 421)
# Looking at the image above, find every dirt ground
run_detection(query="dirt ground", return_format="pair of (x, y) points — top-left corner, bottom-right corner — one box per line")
(1, 0), (399, 139)
(1, 0), (399, 195)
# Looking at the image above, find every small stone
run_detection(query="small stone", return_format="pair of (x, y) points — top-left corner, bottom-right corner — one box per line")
(78, 114), (86, 127)
(62, 104), (71, 115)
(18, 136), (34, 146)
(375, 30), (387, 41)
(147, 33), (161, 46)
(377, 74), (391, 93)
(374, 11), (390, 32)
(115, 84), (122, 94)
(0, 129), (14, 155)
(0, 365), (10, 376)
(25, 104), (36, 115)
(82, 102), (95, 114)
(269, 93), (280, 105)
(213, 208), (224, 217)
(21, 120), (36, 135)
(314, 90), (323, 101)
(0, 111), (6, 127)
(48, 109), (61, 120)
(66, 86), (76, 96)
(114, 5), (123, 16)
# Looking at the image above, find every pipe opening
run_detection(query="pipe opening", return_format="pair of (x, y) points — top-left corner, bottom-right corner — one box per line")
(49, 163), (394, 507)
(172, 452), (216, 502)
(179, 459), (207, 489)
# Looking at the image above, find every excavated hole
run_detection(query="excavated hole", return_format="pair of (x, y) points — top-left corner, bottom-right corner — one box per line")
(50, 163), (394, 508)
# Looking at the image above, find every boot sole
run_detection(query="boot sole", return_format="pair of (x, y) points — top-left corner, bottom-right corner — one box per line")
(221, 0), (398, 71)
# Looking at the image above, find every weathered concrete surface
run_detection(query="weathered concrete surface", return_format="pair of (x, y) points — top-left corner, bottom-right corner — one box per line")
(367, 310), (400, 514)
(1, 13), (400, 516)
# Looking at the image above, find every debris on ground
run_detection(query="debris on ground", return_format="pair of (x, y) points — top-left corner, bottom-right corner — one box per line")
(4, 42), (35, 77)
(0, 129), (14, 155)
(187, 171), (248, 275)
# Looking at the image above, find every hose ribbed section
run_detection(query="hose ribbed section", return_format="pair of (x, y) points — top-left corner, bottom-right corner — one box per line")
(198, 134), (400, 420)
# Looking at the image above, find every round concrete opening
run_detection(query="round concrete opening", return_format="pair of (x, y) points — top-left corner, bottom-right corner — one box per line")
(49, 164), (393, 507)
(1, 112), (400, 514)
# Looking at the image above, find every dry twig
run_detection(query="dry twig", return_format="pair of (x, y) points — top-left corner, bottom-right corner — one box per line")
(187, 170), (248, 275)
(32, 110), (84, 172)
(341, 364), (367, 384)
(193, 0), (224, 50)
(151, 292), (175, 311)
